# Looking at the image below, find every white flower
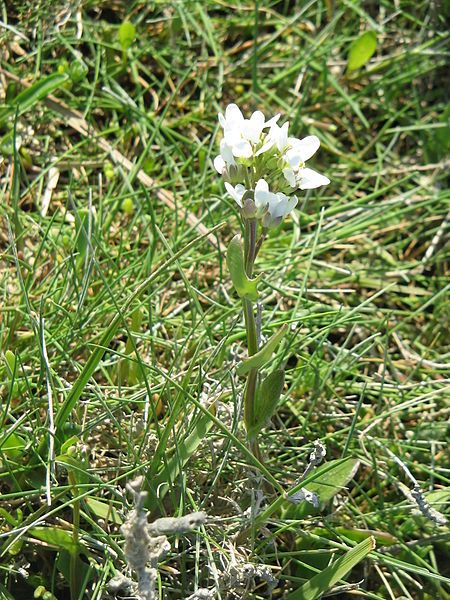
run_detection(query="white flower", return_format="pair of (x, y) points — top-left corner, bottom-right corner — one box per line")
(270, 191), (298, 219)
(286, 135), (320, 165)
(218, 104), (279, 159)
(215, 105), (330, 223)
(254, 178), (298, 220)
(296, 167), (330, 190)
(256, 121), (289, 155)
(224, 182), (246, 207)
(282, 135), (330, 190)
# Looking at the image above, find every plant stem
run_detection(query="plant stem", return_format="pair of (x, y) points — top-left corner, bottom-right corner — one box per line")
(68, 471), (80, 600)
(242, 219), (259, 441)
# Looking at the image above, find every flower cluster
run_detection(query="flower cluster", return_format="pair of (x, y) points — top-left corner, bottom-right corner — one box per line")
(214, 104), (330, 226)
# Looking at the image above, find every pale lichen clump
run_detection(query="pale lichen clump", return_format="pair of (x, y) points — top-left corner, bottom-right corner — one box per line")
(109, 477), (207, 600)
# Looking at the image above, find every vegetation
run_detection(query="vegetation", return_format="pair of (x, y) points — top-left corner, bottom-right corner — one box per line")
(0, 1), (449, 598)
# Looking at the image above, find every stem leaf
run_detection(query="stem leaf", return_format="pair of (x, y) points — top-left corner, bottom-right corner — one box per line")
(118, 20), (136, 51)
(227, 235), (260, 301)
(237, 324), (288, 376)
(248, 368), (285, 440)
(283, 457), (360, 519)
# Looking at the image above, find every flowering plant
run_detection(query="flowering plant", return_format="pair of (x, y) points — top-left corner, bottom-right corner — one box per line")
(215, 104), (330, 455)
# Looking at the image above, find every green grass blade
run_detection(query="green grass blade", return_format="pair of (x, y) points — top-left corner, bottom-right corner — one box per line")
(0, 73), (68, 125)
(53, 224), (223, 436)
(286, 536), (376, 599)
(147, 407), (215, 508)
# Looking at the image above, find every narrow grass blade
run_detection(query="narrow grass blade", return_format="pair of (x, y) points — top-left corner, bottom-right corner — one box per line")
(286, 536), (376, 599)
(0, 73), (68, 125)
(147, 407), (215, 508)
(53, 224), (223, 438)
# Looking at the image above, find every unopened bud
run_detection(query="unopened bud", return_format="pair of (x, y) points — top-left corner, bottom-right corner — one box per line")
(223, 164), (245, 185)
(262, 210), (282, 229)
(241, 195), (257, 218)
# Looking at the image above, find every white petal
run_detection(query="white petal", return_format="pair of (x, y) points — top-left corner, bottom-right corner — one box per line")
(244, 110), (265, 143)
(290, 135), (320, 162)
(264, 113), (280, 128)
(282, 167), (297, 188)
(297, 168), (330, 190)
(250, 110), (265, 126)
(255, 179), (276, 210)
(285, 148), (303, 170)
(255, 138), (274, 156)
(232, 140), (252, 158)
(224, 182), (246, 207)
(220, 139), (235, 165)
(255, 178), (269, 193)
(284, 194), (298, 215)
(225, 103), (244, 126)
(218, 113), (226, 128)
(224, 181), (234, 197)
(276, 122), (289, 151)
(271, 193), (298, 219)
(234, 184), (246, 206)
(214, 155), (225, 173)
(224, 128), (242, 147)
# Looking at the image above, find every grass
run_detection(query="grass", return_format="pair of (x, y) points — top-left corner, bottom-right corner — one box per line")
(0, 1), (449, 598)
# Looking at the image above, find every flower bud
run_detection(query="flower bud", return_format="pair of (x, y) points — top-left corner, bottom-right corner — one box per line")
(222, 163), (245, 185)
(241, 192), (257, 218)
(262, 210), (282, 229)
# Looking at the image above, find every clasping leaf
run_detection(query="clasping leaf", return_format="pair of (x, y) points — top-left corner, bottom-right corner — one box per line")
(237, 324), (288, 376)
(248, 368), (285, 440)
(227, 235), (260, 301)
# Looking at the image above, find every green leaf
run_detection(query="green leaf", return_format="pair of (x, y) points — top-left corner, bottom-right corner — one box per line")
(237, 324), (288, 376)
(286, 536), (375, 600)
(334, 527), (396, 547)
(347, 31), (377, 73)
(60, 436), (80, 455)
(68, 61), (88, 83)
(28, 526), (79, 555)
(226, 235), (260, 301)
(56, 550), (94, 588)
(248, 369), (285, 440)
(0, 432), (26, 459)
(56, 454), (89, 485)
(118, 20), (136, 50)
(0, 73), (69, 126)
(4, 350), (16, 378)
(284, 457), (360, 519)
(85, 498), (123, 525)
(148, 407), (215, 505)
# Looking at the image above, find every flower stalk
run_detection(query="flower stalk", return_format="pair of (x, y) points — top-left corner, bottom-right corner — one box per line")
(242, 219), (260, 454)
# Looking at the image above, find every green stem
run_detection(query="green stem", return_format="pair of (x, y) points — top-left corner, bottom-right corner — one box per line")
(68, 471), (80, 600)
(242, 219), (259, 441)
